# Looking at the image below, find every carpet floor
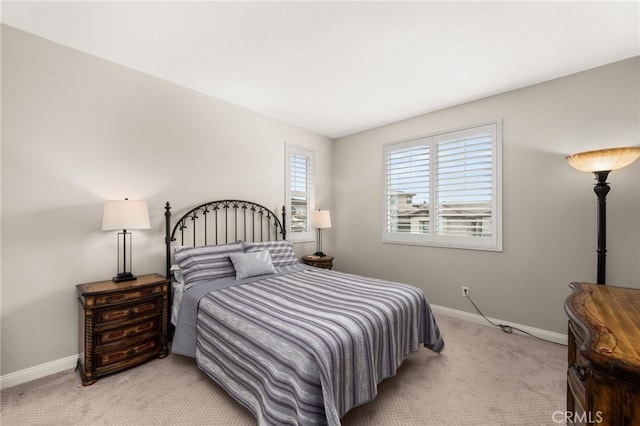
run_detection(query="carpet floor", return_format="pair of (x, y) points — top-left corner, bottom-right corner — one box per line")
(1, 314), (567, 425)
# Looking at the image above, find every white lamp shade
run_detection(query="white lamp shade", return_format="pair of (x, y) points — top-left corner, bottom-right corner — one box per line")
(310, 210), (331, 229)
(102, 200), (151, 231)
(566, 146), (640, 173)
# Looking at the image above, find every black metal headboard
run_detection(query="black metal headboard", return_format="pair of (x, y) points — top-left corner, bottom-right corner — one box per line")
(164, 199), (287, 280)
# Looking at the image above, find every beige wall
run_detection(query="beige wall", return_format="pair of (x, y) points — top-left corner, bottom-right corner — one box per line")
(333, 57), (640, 334)
(1, 26), (333, 375)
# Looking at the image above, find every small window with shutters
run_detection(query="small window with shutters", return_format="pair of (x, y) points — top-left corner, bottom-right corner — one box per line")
(286, 143), (315, 242)
(383, 121), (502, 251)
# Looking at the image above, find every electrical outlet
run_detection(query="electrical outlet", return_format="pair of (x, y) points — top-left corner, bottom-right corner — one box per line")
(462, 286), (469, 297)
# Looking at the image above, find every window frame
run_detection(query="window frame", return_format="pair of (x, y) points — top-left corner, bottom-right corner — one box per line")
(285, 143), (315, 242)
(382, 120), (502, 252)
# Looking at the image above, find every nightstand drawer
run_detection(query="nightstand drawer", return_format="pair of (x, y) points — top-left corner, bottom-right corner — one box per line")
(97, 300), (159, 324)
(95, 339), (159, 371)
(95, 341), (160, 376)
(97, 318), (159, 345)
(94, 285), (162, 306)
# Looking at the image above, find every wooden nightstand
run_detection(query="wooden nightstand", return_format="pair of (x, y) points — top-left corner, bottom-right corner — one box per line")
(302, 255), (334, 269)
(76, 273), (169, 386)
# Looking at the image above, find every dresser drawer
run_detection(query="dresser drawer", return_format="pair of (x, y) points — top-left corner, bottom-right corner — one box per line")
(96, 300), (159, 324)
(568, 366), (587, 410)
(96, 317), (159, 345)
(568, 322), (589, 367)
(95, 339), (159, 372)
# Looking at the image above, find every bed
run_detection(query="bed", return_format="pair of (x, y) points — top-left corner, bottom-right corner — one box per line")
(165, 200), (444, 425)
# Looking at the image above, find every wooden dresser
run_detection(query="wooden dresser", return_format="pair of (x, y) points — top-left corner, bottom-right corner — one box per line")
(77, 273), (169, 385)
(564, 282), (640, 425)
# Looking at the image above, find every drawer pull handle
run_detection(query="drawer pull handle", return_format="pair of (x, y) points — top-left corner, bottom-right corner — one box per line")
(127, 330), (136, 337)
(575, 365), (588, 381)
(127, 349), (136, 359)
(127, 309), (136, 317)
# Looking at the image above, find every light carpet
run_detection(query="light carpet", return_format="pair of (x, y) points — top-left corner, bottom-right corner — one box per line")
(1, 314), (567, 425)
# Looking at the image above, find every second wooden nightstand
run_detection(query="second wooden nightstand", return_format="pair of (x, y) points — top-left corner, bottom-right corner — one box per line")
(302, 255), (334, 269)
(76, 273), (169, 385)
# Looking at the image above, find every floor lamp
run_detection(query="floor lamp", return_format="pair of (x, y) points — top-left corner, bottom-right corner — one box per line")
(566, 146), (640, 284)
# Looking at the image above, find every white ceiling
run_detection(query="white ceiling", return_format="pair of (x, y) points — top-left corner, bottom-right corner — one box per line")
(2, 1), (639, 139)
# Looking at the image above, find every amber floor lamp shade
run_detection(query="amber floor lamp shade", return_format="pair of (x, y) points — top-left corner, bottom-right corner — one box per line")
(310, 209), (331, 257)
(566, 146), (640, 284)
(102, 199), (151, 282)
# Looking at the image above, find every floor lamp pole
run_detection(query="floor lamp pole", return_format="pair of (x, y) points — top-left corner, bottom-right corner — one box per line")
(566, 146), (640, 286)
(593, 171), (610, 285)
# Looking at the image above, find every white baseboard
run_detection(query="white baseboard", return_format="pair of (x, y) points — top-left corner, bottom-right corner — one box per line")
(0, 354), (78, 390)
(431, 304), (568, 345)
(0, 305), (567, 390)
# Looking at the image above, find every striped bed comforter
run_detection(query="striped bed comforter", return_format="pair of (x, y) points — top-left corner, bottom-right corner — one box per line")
(195, 267), (444, 425)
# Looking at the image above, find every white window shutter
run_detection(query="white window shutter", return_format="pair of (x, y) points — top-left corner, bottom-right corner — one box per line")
(286, 144), (315, 242)
(383, 121), (502, 251)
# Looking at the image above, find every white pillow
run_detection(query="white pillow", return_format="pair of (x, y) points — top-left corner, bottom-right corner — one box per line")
(243, 240), (298, 266)
(174, 241), (244, 285)
(229, 250), (277, 280)
(170, 264), (185, 286)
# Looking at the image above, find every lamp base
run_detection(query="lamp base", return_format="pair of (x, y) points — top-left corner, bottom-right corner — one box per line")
(313, 251), (326, 257)
(113, 272), (137, 283)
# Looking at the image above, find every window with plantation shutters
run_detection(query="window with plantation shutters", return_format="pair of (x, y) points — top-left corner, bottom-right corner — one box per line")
(385, 140), (431, 235)
(383, 122), (502, 251)
(286, 144), (315, 242)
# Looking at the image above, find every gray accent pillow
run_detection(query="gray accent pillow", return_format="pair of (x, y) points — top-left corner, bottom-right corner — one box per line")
(244, 240), (297, 266)
(229, 250), (277, 280)
(174, 241), (244, 285)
